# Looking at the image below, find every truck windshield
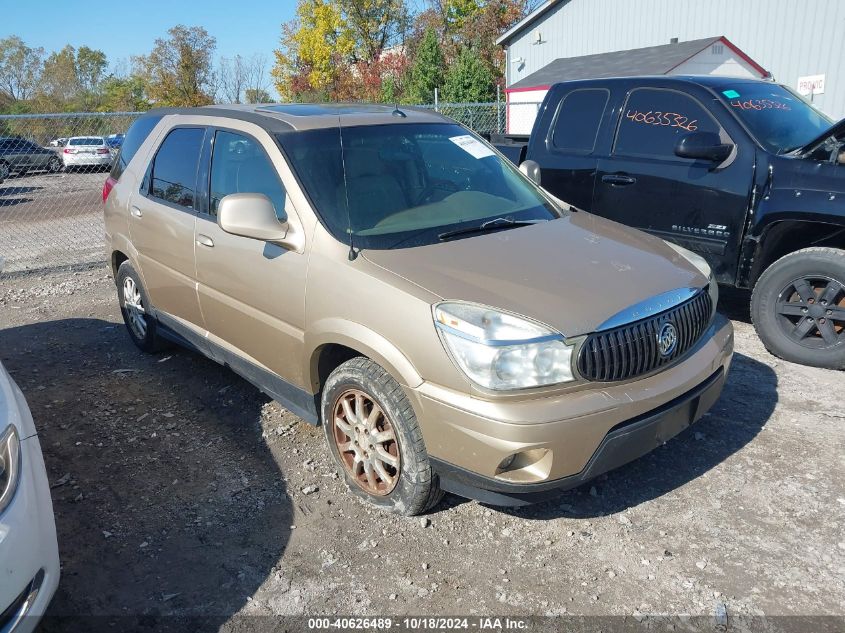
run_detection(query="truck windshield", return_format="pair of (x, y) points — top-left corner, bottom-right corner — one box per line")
(716, 83), (833, 153)
(276, 123), (561, 250)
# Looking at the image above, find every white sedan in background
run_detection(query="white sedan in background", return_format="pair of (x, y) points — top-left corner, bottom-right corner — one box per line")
(0, 358), (60, 632)
(62, 136), (113, 170)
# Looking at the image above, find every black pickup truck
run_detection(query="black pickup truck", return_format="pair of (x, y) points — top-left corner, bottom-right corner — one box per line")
(494, 76), (845, 369)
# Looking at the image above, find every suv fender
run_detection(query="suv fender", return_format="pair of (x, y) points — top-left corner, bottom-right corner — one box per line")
(306, 319), (424, 393)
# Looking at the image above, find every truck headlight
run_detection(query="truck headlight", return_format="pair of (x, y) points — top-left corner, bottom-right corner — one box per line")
(434, 302), (574, 390)
(0, 424), (21, 515)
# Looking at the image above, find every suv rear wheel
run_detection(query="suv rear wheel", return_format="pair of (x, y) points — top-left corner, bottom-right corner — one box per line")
(321, 357), (443, 515)
(751, 247), (845, 369)
(116, 261), (167, 353)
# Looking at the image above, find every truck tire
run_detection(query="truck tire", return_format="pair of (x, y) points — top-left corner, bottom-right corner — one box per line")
(751, 247), (845, 369)
(321, 357), (443, 515)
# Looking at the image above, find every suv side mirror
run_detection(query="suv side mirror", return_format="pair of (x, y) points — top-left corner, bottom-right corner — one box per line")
(218, 193), (289, 243)
(519, 159), (542, 185)
(674, 131), (733, 163)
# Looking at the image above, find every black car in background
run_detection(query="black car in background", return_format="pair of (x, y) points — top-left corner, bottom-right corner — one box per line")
(495, 76), (845, 369)
(0, 136), (63, 182)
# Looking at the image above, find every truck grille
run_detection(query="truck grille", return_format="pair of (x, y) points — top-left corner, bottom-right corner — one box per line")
(577, 289), (712, 382)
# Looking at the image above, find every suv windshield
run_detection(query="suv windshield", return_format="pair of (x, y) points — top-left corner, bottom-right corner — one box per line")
(715, 82), (833, 153)
(277, 123), (561, 249)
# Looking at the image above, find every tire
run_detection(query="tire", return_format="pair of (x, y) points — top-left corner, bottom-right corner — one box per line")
(0, 161), (8, 183)
(321, 357), (443, 515)
(751, 247), (845, 369)
(116, 261), (167, 354)
(47, 156), (62, 173)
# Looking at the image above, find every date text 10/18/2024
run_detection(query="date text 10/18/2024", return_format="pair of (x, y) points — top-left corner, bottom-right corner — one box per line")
(308, 617), (529, 630)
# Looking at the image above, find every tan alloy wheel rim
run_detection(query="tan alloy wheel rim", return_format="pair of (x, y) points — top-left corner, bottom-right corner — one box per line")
(331, 389), (401, 496)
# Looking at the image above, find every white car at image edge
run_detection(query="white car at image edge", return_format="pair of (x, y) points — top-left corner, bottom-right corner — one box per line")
(62, 136), (112, 170)
(0, 359), (59, 632)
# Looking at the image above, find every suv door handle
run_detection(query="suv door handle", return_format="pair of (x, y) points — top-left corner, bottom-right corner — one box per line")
(601, 174), (637, 186)
(130, 206), (142, 218)
(196, 234), (214, 248)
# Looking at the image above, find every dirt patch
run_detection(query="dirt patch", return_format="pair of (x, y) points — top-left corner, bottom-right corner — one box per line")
(1, 266), (843, 627)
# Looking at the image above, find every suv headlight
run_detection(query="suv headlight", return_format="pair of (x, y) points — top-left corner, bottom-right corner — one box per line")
(434, 302), (575, 390)
(0, 424), (21, 515)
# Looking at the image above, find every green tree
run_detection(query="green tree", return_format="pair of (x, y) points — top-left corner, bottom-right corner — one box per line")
(75, 46), (108, 94)
(244, 88), (273, 103)
(404, 28), (444, 104)
(99, 75), (150, 111)
(442, 45), (496, 102)
(0, 36), (43, 101)
(135, 25), (217, 106)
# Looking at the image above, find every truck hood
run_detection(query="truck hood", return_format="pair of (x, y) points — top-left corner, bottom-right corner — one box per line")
(797, 117), (845, 155)
(363, 213), (708, 337)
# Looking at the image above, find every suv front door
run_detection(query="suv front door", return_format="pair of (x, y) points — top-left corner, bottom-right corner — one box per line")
(592, 87), (753, 283)
(131, 125), (206, 328)
(194, 127), (309, 390)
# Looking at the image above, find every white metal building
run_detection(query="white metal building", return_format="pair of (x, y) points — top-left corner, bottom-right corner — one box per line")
(498, 0), (845, 134)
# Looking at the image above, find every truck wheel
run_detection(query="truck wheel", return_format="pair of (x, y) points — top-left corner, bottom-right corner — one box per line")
(321, 357), (443, 515)
(751, 247), (845, 369)
(116, 261), (167, 353)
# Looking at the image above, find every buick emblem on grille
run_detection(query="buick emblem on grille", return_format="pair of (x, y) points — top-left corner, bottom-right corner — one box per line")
(657, 322), (678, 357)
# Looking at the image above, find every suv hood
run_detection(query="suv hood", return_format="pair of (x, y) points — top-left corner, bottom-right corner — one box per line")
(363, 213), (708, 337)
(797, 117), (845, 156)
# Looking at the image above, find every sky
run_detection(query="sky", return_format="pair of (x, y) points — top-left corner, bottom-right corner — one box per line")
(3, 0), (299, 94)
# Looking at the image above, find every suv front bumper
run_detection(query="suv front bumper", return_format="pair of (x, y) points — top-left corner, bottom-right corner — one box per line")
(407, 314), (734, 506)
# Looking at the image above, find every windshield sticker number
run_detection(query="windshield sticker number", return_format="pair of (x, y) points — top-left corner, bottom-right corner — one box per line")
(730, 99), (791, 111)
(625, 110), (698, 132)
(449, 134), (495, 159)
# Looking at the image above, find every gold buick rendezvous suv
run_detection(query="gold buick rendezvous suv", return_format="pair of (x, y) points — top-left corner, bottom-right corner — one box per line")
(104, 104), (734, 515)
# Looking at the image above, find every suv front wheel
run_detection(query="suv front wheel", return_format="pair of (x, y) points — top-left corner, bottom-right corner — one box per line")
(751, 247), (845, 369)
(321, 357), (443, 515)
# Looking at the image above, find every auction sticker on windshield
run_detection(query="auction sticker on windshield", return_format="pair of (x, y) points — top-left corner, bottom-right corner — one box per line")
(449, 134), (495, 159)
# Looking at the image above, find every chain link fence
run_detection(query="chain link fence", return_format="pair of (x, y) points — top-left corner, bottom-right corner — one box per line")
(0, 102), (541, 274)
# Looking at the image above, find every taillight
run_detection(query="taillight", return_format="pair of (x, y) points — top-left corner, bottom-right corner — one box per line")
(97, 148), (109, 154)
(102, 176), (116, 203)
(63, 148), (74, 154)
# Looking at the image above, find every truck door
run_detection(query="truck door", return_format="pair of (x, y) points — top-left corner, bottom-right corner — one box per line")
(592, 87), (753, 284)
(530, 87), (610, 211)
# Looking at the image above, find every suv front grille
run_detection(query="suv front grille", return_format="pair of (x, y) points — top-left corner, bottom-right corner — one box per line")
(577, 289), (712, 382)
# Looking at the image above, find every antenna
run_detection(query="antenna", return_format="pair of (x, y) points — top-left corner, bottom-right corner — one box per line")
(337, 116), (358, 261)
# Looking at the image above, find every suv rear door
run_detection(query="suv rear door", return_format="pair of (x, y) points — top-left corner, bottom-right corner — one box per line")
(527, 85), (611, 211)
(130, 125), (206, 328)
(591, 85), (753, 283)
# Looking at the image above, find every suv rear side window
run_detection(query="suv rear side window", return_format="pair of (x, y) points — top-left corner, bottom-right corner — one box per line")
(209, 130), (286, 219)
(551, 89), (609, 152)
(111, 115), (163, 181)
(149, 127), (205, 210)
(614, 88), (720, 159)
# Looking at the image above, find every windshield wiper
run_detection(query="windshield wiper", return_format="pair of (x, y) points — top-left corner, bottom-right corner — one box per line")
(438, 217), (545, 242)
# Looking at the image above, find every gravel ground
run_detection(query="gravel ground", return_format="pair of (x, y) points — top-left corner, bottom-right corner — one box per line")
(0, 265), (843, 631)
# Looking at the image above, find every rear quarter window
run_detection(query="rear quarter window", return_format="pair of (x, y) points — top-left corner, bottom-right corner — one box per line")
(111, 115), (164, 181)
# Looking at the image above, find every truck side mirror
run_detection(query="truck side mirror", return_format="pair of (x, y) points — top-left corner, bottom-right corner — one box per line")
(674, 132), (733, 163)
(519, 159), (542, 185)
